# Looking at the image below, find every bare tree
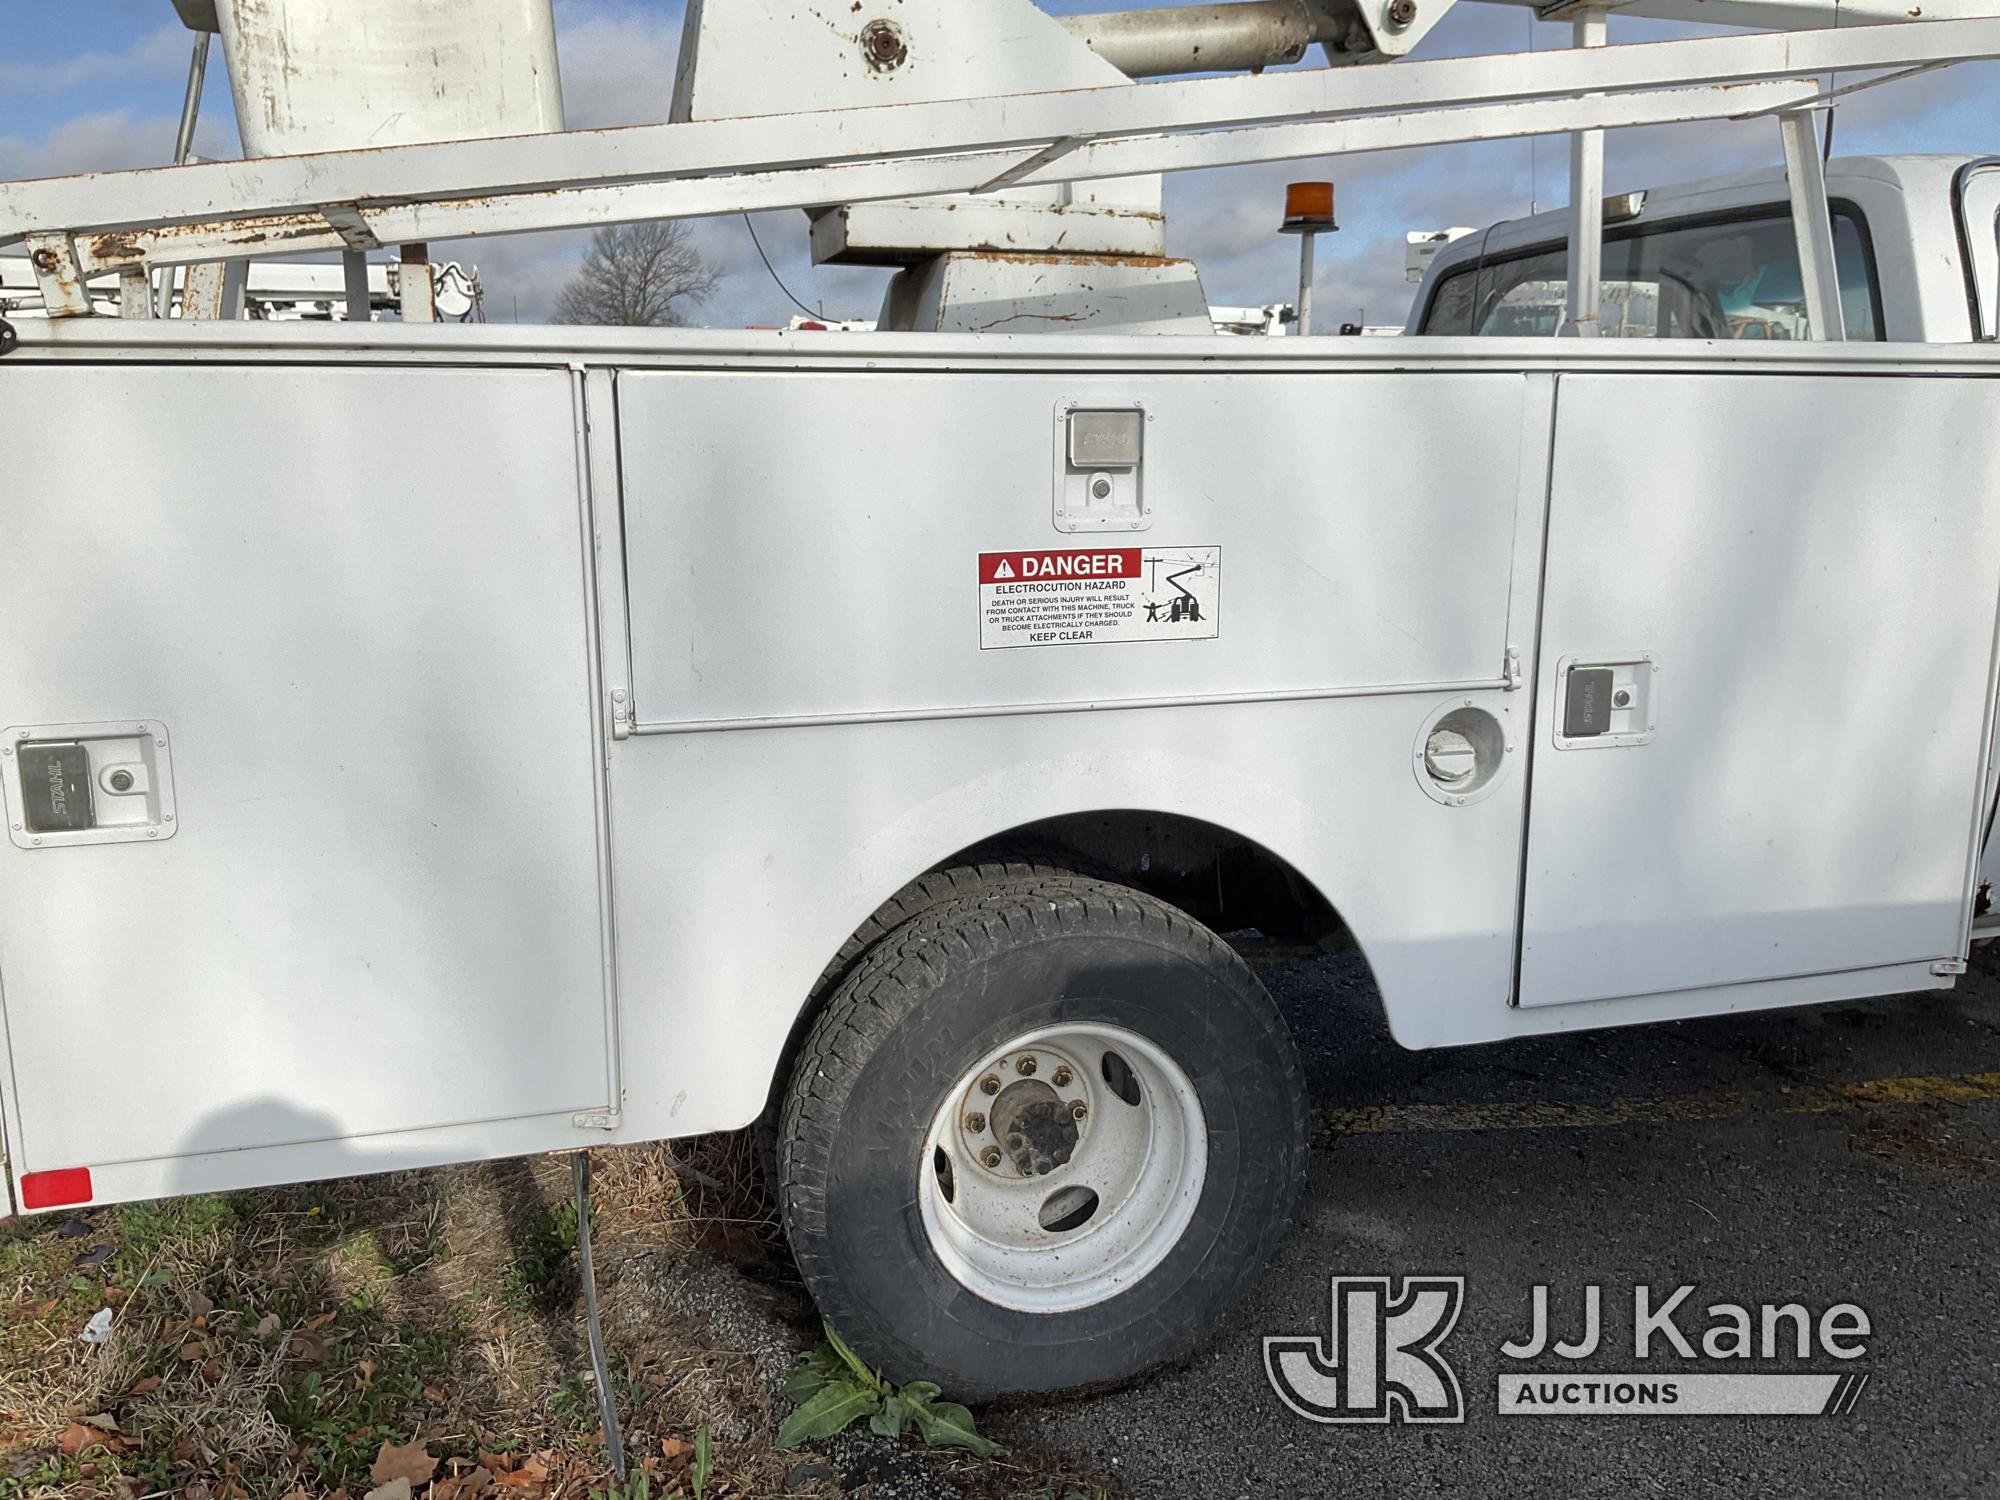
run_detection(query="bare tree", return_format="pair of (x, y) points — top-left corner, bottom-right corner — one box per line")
(552, 220), (719, 326)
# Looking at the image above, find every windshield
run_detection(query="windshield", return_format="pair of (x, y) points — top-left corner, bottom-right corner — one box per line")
(1419, 208), (1881, 340)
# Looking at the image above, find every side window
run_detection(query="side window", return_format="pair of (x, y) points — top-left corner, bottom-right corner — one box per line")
(1421, 208), (1880, 340)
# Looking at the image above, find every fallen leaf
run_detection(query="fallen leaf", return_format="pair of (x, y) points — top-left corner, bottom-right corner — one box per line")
(477, 1452), (514, 1476)
(370, 1439), (439, 1489)
(187, 1291), (214, 1319)
(201, 1359), (223, 1386)
(173, 1435), (198, 1464)
(256, 1314), (280, 1339)
(489, 1456), (547, 1490)
(659, 1438), (693, 1465)
(130, 1377), (163, 1395)
(59, 1423), (114, 1456)
(307, 1311), (337, 1330)
(422, 1385), (445, 1404)
(356, 1357), (378, 1389)
(178, 1341), (207, 1361)
(362, 1481), (411, 1500)
(292, 1333), (326, 1367)
(434, 1466), (492, 1500)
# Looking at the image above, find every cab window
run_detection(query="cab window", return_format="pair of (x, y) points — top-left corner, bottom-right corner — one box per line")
(1420, 208), (1880, 340)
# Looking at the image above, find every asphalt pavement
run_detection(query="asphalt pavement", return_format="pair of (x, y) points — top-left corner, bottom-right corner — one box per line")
(994, 941), (2000, 1499)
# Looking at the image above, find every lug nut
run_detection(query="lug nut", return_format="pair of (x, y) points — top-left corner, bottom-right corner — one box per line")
(1016, 1056), (1037, 1076)
(980, 1147), (1002, 1169)
(1386, 0), (1419, 27)
(979, 1075), (1001, 1096)
(1052, 1066), (1073, 1087)
(963, 1112), (985, 1134)
(1007, 1133), (1025, 1150)
(1071, 1100), (1089, 1120)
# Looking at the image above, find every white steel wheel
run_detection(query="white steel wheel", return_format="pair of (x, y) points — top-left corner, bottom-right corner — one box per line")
(918, 1022), (1208, 1314)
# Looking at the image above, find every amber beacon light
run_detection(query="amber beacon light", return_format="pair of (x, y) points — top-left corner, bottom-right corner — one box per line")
(1277, 182), (1339, 336)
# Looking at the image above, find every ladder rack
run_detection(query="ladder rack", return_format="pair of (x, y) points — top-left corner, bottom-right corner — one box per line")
(2, 17), (1995, 323)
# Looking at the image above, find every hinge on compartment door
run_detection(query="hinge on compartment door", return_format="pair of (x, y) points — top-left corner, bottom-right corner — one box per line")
(1930, 959), (1968, 977)
(609, 688), (635, 740)
(573, 1110), (622, 1130)
(1504, 645), (1524, 690)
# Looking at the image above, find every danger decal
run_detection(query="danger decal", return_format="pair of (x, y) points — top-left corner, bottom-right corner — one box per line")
(978, 546), (1221, 650)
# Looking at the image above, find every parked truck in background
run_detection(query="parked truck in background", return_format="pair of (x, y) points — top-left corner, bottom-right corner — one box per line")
(1408, 154), (2000, 343)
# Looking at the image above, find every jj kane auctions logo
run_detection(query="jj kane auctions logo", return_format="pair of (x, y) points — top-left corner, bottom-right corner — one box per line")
(1266, 1278), (1872, 1421)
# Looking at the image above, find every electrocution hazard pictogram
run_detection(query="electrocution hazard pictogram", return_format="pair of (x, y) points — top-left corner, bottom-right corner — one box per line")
(978, 546), (1221, 649)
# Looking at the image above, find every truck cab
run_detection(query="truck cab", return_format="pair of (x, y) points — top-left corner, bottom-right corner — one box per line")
(1407, 154), (2000, 343)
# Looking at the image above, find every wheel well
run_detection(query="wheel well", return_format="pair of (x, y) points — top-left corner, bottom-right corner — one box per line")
(955, 811), (1351, 950)
(758, 812), (1356, 1148)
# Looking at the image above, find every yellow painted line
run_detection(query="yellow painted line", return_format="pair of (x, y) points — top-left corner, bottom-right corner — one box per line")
(1315, 1071), (2000, 1136)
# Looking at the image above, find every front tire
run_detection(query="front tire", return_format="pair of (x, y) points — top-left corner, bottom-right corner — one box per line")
(777, 878), (1308, 1398)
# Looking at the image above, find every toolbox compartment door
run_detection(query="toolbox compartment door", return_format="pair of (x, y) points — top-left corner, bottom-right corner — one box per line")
(1519, 371), (2000, 1007)
(0, 364), (613, 1192)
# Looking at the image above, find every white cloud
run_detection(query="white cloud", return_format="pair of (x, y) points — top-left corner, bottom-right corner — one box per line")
(0, 107), (235, 183)
(0, 26), (190, 100)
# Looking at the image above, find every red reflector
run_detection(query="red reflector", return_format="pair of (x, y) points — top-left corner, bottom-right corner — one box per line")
(20, 1168), (93, 1210)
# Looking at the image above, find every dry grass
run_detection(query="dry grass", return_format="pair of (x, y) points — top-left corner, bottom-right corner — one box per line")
(0, 1135), (1117, 1500)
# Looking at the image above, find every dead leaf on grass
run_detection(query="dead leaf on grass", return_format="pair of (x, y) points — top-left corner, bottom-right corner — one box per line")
(59, 1423), (118, 1456)
(659, 1438), (693, 1465)
(488, 1455), (549, 1489)
(130, 1376), (163, 1395)
(370, 1439), (439, 1488)
(255, 1313), (280, 1339)
(433, 1466), (492, 1500)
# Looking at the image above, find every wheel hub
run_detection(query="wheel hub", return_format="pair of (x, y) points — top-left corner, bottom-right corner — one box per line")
(957, 1046), (1090, 1178)
(919, 1022), (1208, 1314)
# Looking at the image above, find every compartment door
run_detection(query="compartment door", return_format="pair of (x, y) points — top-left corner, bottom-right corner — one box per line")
(1519, 372), (2000, 1008)
(0, 365), (612, 1182)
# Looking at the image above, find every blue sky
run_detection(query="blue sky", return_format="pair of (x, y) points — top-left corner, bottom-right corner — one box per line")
(3, 0), (1994, 326)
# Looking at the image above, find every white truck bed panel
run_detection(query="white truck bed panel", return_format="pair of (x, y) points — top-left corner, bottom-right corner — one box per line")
(0, 365), (612, 1182)
(616, 370), (1530, 727)
(1520, 372), (2000, 1005)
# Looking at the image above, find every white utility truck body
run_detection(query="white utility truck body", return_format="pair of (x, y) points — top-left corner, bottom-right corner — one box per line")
(4, 0), (2000, 1397)
(7, 325), (1999, 1187)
